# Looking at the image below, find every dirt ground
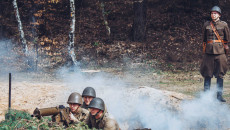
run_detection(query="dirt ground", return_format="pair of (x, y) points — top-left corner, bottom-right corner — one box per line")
(1, 68), (230, 123)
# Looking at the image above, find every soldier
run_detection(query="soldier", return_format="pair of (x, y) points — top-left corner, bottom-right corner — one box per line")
(67, 92), (90, 124)
(87, 97), (120, 130)
(200, 6), (230, 102)
(82, 87), (96, 109)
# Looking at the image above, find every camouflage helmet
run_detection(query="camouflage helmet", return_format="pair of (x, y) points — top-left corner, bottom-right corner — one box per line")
(67, 92), (83, 105)
(88, 97), (105, 111)
(82, 87), (96, 98)
(210, 6), (221, 14)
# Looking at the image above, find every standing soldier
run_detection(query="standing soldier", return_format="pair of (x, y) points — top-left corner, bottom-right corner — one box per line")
(67, 92), (90, 124)
(87, 97), (120, 130)
(200, 6), (230, 102)
(82, 87), (96, 109)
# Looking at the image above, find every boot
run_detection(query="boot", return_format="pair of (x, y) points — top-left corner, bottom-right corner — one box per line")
(217, 78), (226, 102)
(204, 77), (211, 91)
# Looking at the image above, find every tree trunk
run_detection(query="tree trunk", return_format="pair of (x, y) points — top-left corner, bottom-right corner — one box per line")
(132, 0), (147, 42)
(69, 0), (77, 65)
(13, 0), (27, 53)
(100, 0), (110, 37)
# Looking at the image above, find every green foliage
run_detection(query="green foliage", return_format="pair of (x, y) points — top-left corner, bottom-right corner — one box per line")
(0, 109), (89, 130)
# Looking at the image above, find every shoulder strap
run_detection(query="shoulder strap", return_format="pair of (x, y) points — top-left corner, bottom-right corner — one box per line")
(210, 21), (222, 41)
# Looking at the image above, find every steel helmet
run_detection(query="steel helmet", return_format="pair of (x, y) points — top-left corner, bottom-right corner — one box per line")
(67, 92), (83, 105)
(82, 87), (96, 98)
(210, 6), (221, 14)
(88, 97), (105, 111)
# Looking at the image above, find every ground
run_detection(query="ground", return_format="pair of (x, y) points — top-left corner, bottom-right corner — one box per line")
(1, 67), (230, 125)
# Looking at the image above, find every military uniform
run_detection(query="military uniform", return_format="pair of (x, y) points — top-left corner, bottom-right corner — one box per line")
(88, 110), (120, 130)
(71, 107), (90, 124)
(200, 20), (230, 78)
(200, 6), (230, 102)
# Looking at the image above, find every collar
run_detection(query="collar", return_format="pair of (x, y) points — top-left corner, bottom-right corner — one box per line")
(212, 19), (220, 24)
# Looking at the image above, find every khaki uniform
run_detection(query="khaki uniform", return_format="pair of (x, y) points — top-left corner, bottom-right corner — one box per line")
(71, 107), (90, 124)
(88, 110), (119, 130)
(200, 20), (230, 78)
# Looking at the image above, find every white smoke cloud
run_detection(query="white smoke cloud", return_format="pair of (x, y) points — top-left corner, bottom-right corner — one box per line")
(56, 67), (230, 130)
(2, 38), (230, 129)
(0, 39), (18, 74)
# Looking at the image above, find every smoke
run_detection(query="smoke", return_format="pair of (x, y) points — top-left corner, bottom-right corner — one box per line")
(181, 90), (230, 129)
(56, 67), (230, 130)
(1, 39), (230, 129)
(0, 39), (19, 75)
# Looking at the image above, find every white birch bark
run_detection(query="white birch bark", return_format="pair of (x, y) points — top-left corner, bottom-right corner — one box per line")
(69, 0), (77, 65)
(13, 0), (28, 53)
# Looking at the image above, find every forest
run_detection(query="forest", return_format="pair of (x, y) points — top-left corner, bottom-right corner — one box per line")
(1, 0), (230, 129)
(1, 0), (229, 71)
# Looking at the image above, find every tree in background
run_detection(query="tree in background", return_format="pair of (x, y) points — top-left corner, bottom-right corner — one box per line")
(132, 0), (147, 42)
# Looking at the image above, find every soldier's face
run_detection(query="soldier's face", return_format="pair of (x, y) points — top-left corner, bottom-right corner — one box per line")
(89, 108), (100, 115)
(69, 103), (80, 112)
(83, 96), (94, 105)
(211, 11), (220, 21)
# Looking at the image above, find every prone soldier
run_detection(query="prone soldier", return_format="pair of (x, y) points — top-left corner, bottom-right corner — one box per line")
(32, 92), (89, 126)
(67, 92), (89, 124)
(82, 87), (96, 109)
(87, 97), (120, 130)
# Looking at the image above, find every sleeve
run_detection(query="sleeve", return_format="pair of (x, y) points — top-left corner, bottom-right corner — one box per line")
(224, 23), (230, 44)
(104, 118), (119, 130)
(82, 111), (90, 125)
(202, 22), (208, 43)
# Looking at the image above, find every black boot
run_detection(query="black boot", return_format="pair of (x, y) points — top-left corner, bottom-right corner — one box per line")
(204, 77), (211, 91)
(217, 78), (226, 102)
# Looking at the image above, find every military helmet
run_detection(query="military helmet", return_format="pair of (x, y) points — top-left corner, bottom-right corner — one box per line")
(67, 92), (83, 105)
(82, 87), (96, 98)
(88, 97), (105, 111)
(210, 6), (221, 14)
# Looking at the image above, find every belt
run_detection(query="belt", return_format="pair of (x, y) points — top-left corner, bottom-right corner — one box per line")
(207, 40), (228, 43)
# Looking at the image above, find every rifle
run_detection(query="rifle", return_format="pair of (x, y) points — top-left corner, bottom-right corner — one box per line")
(32, 105), (71, 127)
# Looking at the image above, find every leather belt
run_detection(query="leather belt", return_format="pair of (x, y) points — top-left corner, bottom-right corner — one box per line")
(207, 40), (228, 43)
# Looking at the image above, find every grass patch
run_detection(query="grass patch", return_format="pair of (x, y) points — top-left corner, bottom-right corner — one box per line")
(0, 109), (89, 130)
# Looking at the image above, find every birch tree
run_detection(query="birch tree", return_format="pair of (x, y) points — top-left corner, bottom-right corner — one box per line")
(13, 0), (27, 53)
(69, 0), (77, 65)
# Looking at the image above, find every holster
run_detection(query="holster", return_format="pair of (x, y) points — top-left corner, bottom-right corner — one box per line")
(224, 44), (229, 54)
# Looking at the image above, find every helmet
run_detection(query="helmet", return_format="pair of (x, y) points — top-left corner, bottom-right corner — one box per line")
(67, 92), (83, 105)
(82, 87), (96, 98)
(88, 97), (105, 111)
(210, 6), (221, 14)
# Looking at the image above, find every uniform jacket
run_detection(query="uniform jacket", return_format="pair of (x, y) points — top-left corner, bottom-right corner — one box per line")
(72, 107), (90, 124)
(203, 20), (230, 54)
(88, 110), (119, 130)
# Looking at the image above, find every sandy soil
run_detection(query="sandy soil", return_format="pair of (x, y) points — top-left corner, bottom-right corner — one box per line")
(0, 70), (193, 122)
(0, 79), (68, 121)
